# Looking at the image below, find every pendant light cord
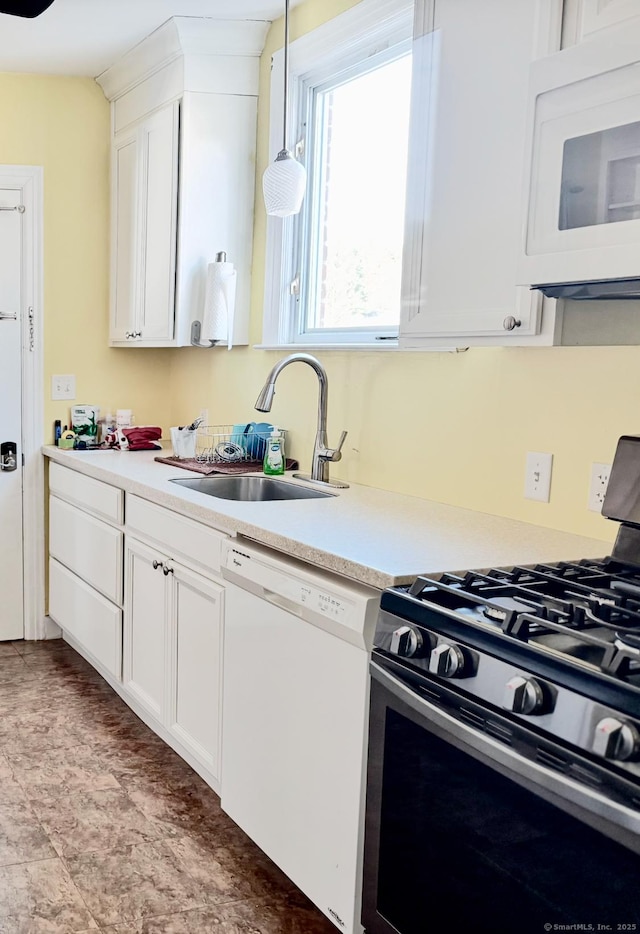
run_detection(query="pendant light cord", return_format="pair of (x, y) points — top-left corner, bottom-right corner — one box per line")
(282, 0), (290, 153)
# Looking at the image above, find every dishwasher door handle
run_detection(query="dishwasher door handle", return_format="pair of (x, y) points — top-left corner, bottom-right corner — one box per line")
(261, 587), (306, 618)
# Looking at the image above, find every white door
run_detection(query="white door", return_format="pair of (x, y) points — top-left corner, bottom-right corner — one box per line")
(167, 562), (224, 781)
(138, 101), (179, 343)
(0, 189), (24, 641)
(123, 537), (168, 719)
(110, 130), (138, 343)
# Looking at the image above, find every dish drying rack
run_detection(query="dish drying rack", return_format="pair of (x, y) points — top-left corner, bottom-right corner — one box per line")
(195, 424), (284, 466)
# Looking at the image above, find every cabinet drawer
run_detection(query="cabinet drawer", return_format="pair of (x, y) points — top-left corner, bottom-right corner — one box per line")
(49, 496), (123, 605)
(49, 558), (122, 680)
(126, 494), (227, 577)
(49, 461), (124, 526)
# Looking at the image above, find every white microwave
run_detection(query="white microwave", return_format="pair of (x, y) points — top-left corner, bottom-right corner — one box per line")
(519, 19), (640, 293)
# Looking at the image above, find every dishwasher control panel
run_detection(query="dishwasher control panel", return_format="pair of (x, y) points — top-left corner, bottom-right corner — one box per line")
(221, 539), (380, 648)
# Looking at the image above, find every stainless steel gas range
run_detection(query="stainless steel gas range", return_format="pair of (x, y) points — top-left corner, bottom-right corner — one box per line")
(362, 435), (640, 934)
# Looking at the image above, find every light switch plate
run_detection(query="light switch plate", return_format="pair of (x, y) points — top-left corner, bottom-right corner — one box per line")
(51, 374), (76, 401)
(524, 451), (553, 502)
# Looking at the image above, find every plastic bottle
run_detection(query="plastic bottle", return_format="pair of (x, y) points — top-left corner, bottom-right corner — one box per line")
(54, 420), (61, 446)
(263, 427), (285, 476)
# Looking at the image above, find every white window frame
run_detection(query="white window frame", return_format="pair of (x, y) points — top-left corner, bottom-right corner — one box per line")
(260, 0), (414, 350)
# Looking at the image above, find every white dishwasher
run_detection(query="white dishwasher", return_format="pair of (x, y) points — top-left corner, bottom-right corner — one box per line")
(220, 538), (380, 934)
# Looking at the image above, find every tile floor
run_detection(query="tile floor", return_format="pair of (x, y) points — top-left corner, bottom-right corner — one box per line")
(0, 638), (337, 933)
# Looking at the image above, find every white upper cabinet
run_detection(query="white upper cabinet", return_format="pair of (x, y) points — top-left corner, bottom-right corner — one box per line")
(399, 0), (560, 347)
(111, 102), (179, 343)
(562, 0), (640, 45)
(98, 17), (268, 348)
(520, 13), (640, 291)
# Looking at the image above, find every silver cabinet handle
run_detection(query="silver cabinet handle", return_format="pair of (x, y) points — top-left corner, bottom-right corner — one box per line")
(162, 563), (174, 576)
(0, 312), (17, 321)
(152, 560), (161, 570)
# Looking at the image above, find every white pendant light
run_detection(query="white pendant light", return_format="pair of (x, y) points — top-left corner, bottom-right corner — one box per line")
(263, 0), (307, 217)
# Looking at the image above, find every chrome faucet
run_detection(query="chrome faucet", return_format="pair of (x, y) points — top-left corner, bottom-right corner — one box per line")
(255, 353), (349, 488)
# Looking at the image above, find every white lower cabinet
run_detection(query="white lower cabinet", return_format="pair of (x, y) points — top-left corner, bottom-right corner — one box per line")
(47, 464), (227, 790)
(168, 562), (223, 779)
(48, 472), (124, 678)
(124, 535), (224, 784)
(123, 537), (168, 719)
(49, 557), (122, 680)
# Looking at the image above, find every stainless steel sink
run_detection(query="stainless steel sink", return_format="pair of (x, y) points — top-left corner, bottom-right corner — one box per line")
(169, 475), (336, 501)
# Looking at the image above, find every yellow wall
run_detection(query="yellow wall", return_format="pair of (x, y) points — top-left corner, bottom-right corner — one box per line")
(167, 0), (640, 547)
(0, 73), (173, 442)
(7, 10), (627, 548)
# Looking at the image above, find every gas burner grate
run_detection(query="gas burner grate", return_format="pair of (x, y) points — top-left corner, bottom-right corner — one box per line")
(406, 558), (640, 681)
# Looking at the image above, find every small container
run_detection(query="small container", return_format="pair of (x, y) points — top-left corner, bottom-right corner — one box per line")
(54, 420), (62, 446)
(170, 427), (197, 459)
(263, 427), (285, 476)
(116, 409), (133, 429)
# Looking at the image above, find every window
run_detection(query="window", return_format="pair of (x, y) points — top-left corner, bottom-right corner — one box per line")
(262, 0), (414, 348)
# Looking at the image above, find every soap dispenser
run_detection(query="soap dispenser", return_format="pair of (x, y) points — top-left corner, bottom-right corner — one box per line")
(263, 427), (285, 476)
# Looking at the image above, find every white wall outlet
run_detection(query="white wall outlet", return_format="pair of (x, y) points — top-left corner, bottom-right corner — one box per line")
(524, 451), (553, 502)
(51, 374), (76, 401)
(588, 462), (612, 513)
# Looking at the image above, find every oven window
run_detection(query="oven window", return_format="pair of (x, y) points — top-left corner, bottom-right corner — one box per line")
(377, 708), (640, 934)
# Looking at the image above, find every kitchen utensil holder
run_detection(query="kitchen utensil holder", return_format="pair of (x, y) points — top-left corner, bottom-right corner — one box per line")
(195, 424), (285, 465)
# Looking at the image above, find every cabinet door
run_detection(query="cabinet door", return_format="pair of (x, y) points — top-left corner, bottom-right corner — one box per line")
(563, 0), (640, 45)
(167, 562), (224, 780)
(110, 130), (138, 342)
(123, 537), (168, 720)
(138, 101), (179, 343)
(400, 0), (545, 345)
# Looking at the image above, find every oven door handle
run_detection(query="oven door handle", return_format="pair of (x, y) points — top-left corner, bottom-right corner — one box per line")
(371, 660), (640, 849)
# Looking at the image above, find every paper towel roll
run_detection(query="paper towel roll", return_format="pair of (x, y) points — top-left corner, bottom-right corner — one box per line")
(201, 257), (237, 349)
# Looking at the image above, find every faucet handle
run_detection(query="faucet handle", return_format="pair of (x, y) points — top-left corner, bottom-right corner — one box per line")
(322, 430), (348, 463)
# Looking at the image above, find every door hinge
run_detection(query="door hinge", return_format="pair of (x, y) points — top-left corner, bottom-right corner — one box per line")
(21, 452), (25, 467)
(28, 306), (34, 352)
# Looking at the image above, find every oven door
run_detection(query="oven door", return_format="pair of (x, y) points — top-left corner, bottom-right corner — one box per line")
(362, 658), (640, 934)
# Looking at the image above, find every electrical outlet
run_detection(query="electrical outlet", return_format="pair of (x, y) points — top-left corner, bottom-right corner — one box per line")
(51, 374), (76, 401)
(588, 462), (611, 513)
(524, 451), (553, 502)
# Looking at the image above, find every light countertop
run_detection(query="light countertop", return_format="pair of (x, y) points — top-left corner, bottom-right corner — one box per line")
(43, 445), (612, 590)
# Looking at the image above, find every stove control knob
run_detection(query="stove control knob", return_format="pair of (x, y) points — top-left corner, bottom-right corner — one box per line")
(428, 642), (465, 678)
(389, 625), (423, 658)
(502, 676), (545, 715)
(592, 717), (640, 762)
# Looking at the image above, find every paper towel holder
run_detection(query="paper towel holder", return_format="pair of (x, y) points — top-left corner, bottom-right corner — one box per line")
(190, 321), (219, 347)
(190, 251), (228, 348)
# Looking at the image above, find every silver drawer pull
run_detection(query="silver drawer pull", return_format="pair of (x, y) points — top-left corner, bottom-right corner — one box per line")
(0, 312), (17, 320)
(0, 205), (25, 214)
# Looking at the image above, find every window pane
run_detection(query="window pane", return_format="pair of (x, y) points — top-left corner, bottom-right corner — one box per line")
(306, 53), (412, 332)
